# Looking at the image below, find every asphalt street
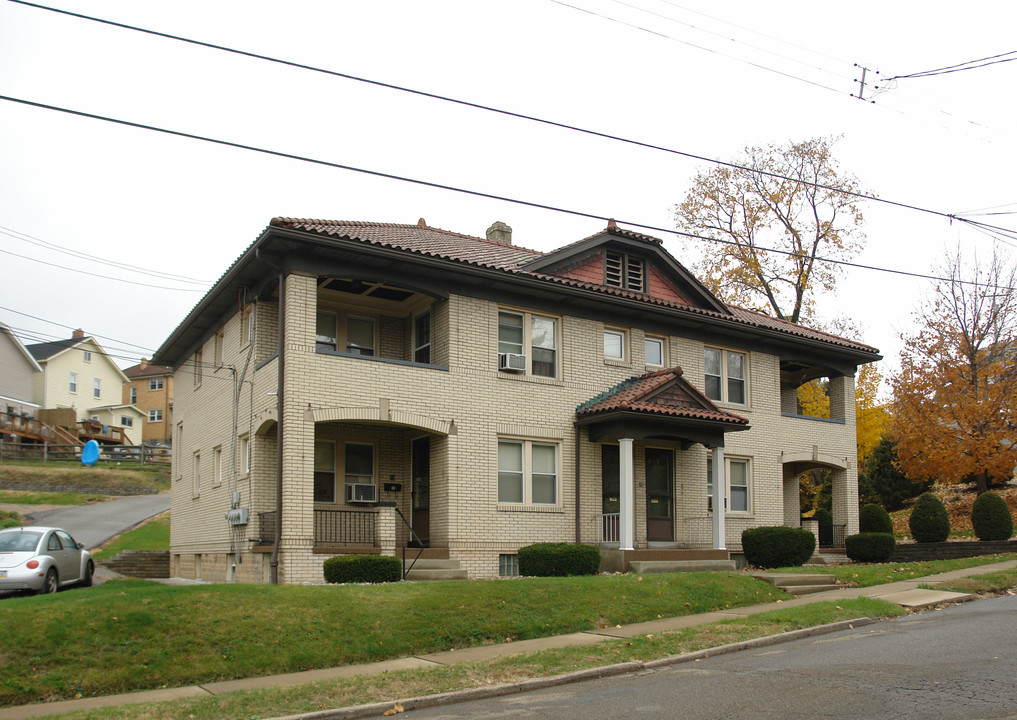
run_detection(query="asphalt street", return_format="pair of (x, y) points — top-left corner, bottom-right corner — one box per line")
(405, 593), (1017, 720)
(21, 494), (169, 549)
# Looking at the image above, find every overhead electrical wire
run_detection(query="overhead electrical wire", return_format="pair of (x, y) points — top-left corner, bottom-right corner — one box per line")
(884, 51), (1017, 81)
(0, 224), (212, 285)
(0, 246), (208, 291)
(0, 93), (1013, 292)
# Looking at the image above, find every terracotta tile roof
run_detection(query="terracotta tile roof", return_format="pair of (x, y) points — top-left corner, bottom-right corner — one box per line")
(577, 367), (749, 425)
(265, 218), (876, 356)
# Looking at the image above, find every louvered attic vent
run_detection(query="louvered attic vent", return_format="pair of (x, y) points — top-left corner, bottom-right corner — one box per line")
(605, 251), (645, 293)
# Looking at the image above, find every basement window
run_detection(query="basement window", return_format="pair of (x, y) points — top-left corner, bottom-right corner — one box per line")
(499, 554), (519, 577)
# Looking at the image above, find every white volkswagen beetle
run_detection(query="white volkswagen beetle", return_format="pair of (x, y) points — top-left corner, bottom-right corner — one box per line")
(0, 526), (94, 595)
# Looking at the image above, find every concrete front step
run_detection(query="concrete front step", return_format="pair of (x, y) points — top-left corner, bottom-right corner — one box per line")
(403, 557), (468, 581)
(752, 572), (843, 595)
(629, 559), (737, 574)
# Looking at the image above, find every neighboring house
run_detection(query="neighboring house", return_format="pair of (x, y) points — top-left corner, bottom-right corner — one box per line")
(123, 359), (174, 445)
(0, 321), (43, 434)
(154, 218), (880, 584)
(26, 330), (138, 445)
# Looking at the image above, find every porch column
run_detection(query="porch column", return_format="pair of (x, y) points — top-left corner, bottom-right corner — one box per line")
(711, 446), (726, 550)
(619, 438), (635, 551)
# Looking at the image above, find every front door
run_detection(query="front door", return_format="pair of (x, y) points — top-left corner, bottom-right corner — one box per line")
(645, 448), (674, 542)
(410, 437), (430, 547)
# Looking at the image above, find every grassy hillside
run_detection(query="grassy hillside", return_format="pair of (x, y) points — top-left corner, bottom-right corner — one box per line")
(0, 460), (169, 492)
(891, 480), (1017, 539)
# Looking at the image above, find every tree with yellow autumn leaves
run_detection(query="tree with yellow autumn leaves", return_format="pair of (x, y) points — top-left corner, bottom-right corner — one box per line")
(891, 247), (1017, 495)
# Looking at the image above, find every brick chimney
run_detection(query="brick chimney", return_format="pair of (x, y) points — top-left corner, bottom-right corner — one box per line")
(139, 358), (149, 370)
(72, 329), (85, 339)
(486, 221), (512, 245)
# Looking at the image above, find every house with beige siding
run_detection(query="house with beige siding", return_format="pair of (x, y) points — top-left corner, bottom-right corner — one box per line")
(27, 330), (141, 445)
(0, 321), (42, 430)
(154, 218), (879, 583)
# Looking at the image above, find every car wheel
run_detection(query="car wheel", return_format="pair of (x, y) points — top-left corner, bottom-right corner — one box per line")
(41, 568), (58, 594)
(82, 561), (94, 587)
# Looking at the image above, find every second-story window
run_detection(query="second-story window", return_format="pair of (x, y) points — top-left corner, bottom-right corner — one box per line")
(317, 312), (376, 356)
(645, 336), (665, 366)
(346, 317), (375, 356)
(604, 328), (626, 360)
(130, 387), (137, 404)
(414, 312), (431, 364)
(93, 378), (101, 399)
(149, 378), (164, 391)
(704, 347), (747, 404)
(498, 311), (557, 378)
(69, 372), (77, 393)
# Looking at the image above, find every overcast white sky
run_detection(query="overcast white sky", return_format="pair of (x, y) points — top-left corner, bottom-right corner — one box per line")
(2, 1), (1015, 386)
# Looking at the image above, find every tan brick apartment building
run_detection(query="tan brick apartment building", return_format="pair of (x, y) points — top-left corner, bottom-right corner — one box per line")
(122, 359), (173, 445)
(154, 218), (879, 583)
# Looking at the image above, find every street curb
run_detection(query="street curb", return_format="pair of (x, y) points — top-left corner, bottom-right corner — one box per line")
(268, 617), (880, 720)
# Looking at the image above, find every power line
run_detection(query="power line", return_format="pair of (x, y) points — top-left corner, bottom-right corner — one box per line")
(0, 246), (208, 291)
(885, 50), (1017, 81)
(0, 224), (212, 284)
(0, 93), (1012, 291)
(0, 304), (156, 353)
(0, 0), (947, 221)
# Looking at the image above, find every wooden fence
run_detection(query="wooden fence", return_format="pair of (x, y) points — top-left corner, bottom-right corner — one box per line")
(0, 438), (170, 464)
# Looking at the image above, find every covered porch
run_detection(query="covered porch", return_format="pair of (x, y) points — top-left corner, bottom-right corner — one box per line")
(575, 367), (750, 572)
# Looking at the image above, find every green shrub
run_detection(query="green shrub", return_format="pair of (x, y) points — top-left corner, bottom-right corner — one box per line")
(859, 503), (893, 534)
(857, 436), (933, 511)
(971, 491), (1014, 541)
(908, 492), (950, 543)
(322, 555), (401, 584)
(0, 510), (21, 529)
(845, 532), (896, 563)
(741, 526), (816, 568)
(517, 543), (601, 576)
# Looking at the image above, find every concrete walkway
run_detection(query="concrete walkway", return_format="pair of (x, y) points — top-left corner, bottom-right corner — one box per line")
(6, 559), (1016, 720)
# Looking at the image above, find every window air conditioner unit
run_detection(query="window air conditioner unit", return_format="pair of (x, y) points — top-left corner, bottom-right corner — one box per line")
(346, 483), (377, 503)
(498, 353), (526, 372)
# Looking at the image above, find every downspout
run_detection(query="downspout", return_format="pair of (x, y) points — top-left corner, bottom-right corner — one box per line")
(574, 422), (581, 544)
(270, 270), (284, 584)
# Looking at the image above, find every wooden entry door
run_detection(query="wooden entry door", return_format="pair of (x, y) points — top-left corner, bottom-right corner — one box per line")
(410, 437), (430, 547)
(645, 448), (674, 542)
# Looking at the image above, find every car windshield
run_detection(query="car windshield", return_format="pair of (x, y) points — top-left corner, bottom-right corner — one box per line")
(0, 531), (42, 552)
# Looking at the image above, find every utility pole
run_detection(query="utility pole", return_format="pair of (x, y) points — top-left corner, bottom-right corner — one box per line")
(852, 64), (877, 103)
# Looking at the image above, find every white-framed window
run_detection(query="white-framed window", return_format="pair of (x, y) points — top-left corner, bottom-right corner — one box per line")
(214, 330), (224, 368)
(69, 372), (77, 393)
(707, 456), (751, 513)
(316, 312), (376, 356)
(314, 440), (336, 503)
(149, 378), (164, 391)
(239, 434), (250, 476)
(213, 446), (223, 488)
(83, 350), (92, 363)
(603, 328), (627, 361)
(704, 347), (747, 404)
(346, 317), (375, 356)
(497, 439), (558, 505)
(129, 386), (137, 404)
(605, 251), (645, 293)
(413, 311), (432, 364)
(192, 452), (201, 497)
(645, 336), (665, 367)
(93, 378), (101, 399)
(121, 416), (134, 428)
(193, 349), (202, 387)
(498, 310), (558, 379)
(149, 408), (163, 422)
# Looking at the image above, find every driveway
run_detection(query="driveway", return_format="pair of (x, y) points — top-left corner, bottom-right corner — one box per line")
(19, 494), (170, 549)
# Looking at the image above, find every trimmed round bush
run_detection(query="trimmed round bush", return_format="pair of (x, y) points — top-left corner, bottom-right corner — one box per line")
(323, 554), (402, 584)
(517, 543), (601, 576)
(908, 492), (950, 543)
(845, 532), (896, 563)
(971, 491), (1014, 541)
(741, 526), (816, 568)
(859, 503), (894, 535)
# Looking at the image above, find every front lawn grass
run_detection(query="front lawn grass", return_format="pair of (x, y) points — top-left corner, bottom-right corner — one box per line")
(768, 553), (1017, 587)
(0, 490), (111, 506)
(0, 571), (785, 706)
(45, 597), (904, 720)
(90, 512), (170, 560)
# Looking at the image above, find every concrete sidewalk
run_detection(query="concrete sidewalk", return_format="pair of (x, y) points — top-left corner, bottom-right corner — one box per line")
(7, 559), (1016, 720)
